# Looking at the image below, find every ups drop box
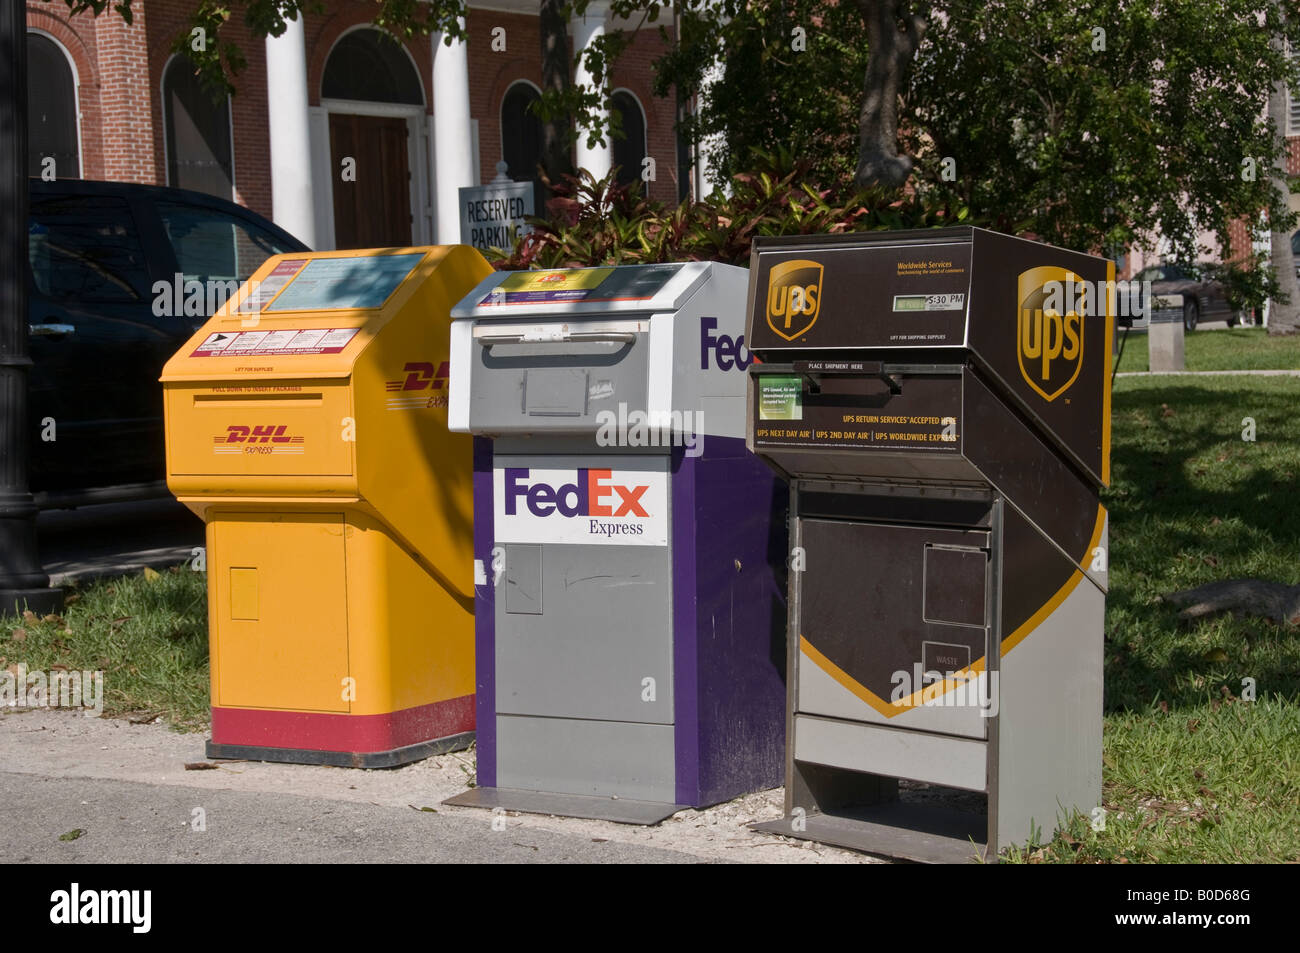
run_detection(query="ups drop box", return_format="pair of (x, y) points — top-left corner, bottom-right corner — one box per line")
(745, 227), (1111, 860)
(161, 246), (492, 767)
(442, 263), (787, 823)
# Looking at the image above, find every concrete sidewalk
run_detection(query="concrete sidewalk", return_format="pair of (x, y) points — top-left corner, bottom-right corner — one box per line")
(1, 773), (701, 863)
(0, 709), (872, 864)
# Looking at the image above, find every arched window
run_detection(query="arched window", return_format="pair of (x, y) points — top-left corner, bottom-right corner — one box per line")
(162, 56), (234, 198)
(322, 29), (423, 104)
(500, 81), (543, 185)
(611, 90), (647, 188)
(27, 33), (80, 178)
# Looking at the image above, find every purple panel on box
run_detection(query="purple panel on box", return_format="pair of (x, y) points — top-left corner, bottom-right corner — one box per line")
(671, 446), (700, 805)
(672, 435), (788, 806)
(472, 436), (497, 788)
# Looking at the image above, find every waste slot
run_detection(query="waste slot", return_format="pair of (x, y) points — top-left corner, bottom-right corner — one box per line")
(442, 263), (787, 823)
(745, 228), (1112, 861)
(161, 246), (492, 767)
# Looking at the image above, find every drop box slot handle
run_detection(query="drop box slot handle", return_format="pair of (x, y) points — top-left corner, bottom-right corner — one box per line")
(791, 359), (901, 395)
(476, 331), (636, 349)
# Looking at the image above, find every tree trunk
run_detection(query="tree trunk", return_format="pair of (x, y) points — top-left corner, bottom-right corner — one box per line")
(1266, 37), (1300, 335)
(854, 0), (926, 190)
(538, 0), (574, 196)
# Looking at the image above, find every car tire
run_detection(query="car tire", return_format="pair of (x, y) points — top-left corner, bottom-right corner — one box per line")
(1227, 311), (1240, 328)
(1183, 299), (1199, 332)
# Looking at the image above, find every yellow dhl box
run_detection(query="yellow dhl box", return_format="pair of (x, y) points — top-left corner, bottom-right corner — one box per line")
(161, 246), (492, 767)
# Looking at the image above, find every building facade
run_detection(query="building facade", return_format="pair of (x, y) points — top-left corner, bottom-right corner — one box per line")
(25, 0), (691, 249)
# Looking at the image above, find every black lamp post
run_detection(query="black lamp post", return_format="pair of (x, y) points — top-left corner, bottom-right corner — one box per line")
(0, 3), (62, 616)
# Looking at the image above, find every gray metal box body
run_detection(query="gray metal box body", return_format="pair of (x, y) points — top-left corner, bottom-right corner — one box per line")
(449, 263), (787, 815)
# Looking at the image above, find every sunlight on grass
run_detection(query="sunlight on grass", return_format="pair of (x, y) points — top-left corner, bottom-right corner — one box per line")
(1, 565), (208, 729)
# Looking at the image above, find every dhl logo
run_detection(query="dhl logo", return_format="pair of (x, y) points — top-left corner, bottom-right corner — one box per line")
(386, 360), (449, 410)
(1017, 266), (1084, 402)
(213, 425), (305, 455)
(765, 259), (823, 341)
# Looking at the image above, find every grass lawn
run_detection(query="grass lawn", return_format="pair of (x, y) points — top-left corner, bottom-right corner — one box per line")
(0, 565), (208, 729)
(1007, 375), (1300, 862)
(3, 377), (1299, 861)
(1114, 325), (1300, 373)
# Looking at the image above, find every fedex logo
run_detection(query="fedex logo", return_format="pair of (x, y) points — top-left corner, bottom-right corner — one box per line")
(701, 317), (752, 372)
(494, 466), (668, 546)
(505, 468), (649, 518)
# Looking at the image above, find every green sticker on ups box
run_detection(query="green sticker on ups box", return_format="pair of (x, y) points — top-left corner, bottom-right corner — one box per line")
(759, 376), (803, 420)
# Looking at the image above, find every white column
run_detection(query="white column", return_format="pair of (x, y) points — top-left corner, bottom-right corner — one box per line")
(265, 16), (317, 248)
(433, 20), (476, 245)
(572, 4), (611, 181)
(307, 107), (335, 249)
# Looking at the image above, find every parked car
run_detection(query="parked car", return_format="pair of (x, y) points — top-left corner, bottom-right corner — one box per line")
(1131, 262), (1242, 332)
(26, 178), (309, 507)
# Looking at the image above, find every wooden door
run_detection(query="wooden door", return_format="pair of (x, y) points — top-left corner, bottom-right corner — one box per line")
(329, 113), (412, 249)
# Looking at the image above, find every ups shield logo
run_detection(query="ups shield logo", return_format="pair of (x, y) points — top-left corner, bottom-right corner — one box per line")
(1017, 266), (1084, 402)
(766, 259), (823, 340)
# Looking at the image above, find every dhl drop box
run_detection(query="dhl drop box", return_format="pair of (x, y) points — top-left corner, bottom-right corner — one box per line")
(745, 228), (1111, 860)
(161, 247), (492, 767)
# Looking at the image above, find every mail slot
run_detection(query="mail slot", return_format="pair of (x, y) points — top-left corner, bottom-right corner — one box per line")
(161, 246), (492, 767)
(442, 263), (787, 824)
(746, 227), (1112, 861)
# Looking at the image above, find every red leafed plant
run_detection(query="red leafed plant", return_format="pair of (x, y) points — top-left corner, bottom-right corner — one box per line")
(490, 148), (973, 271)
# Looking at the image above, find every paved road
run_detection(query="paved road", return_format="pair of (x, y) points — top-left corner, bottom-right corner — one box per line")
(37, 499), (202, 586)
(0, 772), (702, 864)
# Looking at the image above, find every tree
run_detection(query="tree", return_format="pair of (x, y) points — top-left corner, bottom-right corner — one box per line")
(633, 0), (1300, 308)
(854, 0), (925, 190)
(654, 0), (871, 188)
(538, 0), (576, 187)
(911, 1), (1300, 276)
(1265, 21), (1300, 335)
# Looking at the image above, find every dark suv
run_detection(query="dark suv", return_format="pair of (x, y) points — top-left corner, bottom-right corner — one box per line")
(26, 179), (308, 506)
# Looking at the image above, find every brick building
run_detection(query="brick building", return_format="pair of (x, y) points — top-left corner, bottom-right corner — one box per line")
(25, 0), (694, 250)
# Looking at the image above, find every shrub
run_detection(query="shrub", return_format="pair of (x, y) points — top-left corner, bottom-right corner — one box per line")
(489, 148), (973, 271)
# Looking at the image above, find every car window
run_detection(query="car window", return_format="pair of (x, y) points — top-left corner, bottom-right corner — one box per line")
(28, 194), (150, 301)
(1292, 230), (1299, 256)
(158, 202), (293, 288)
